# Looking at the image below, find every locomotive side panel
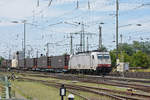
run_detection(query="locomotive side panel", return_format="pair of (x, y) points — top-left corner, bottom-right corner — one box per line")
(69, 53), (92, 70)
(69, 52), (112, 74)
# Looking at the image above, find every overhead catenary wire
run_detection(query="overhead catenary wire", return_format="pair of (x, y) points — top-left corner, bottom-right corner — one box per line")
(1, 0), (150, 56)
(33, 0), (102, 26)
(31, 0), (119, 32)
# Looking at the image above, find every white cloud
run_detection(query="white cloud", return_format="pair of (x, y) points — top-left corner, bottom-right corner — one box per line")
(0, 0), (36, 19)
(0, 0), (149, 55)
(0, 22), (18, 26)
(0, 0), (70, 19)
(119, 16), (150, 32)
(50, 25), (80, 33)
(78, 0), (114, 12)
(80, 0), (143, 12)
(52, 0), (76, 5)
(119, 3), (143, 11)
(0, 0), (70, 26)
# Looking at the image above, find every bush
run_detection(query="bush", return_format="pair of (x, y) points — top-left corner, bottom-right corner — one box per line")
(130, 51), (150, 68)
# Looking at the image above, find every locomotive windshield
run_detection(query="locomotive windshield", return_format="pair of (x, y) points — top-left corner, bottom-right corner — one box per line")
(103, 55), (109, 59)
(97, 54), (109, 59)
(97, 54), (103, 59)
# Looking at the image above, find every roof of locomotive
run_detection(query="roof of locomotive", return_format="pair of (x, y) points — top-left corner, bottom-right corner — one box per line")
(75, 50), (110, 55)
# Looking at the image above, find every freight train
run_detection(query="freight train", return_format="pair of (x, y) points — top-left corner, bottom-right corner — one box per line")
(0, 51), (112, 74)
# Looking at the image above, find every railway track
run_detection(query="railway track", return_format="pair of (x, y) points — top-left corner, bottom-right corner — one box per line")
(25, 73), (150, 93)
(1, 68), (150, 83)
(8, 69), (149, 93)
(13, 69), (150, 83)
(16, 75), (150, 100)
(1, 69), (150, 99)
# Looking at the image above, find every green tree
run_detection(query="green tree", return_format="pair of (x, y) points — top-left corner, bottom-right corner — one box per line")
(132, 41), (142, 51)
(110, 51), (116, 67)
(118, 51), (131, 63)
(111, 41), (150, 69)
(118, 43), (134, 56)
(130, 51), (150, 68)
(143, 41), (150, 55)
(132, 41), (150, 54)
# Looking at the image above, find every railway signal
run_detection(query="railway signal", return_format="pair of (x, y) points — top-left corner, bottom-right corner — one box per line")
(60, 84), (66, 100)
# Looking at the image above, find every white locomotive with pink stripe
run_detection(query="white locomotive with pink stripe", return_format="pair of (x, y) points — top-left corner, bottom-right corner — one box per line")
(69, 51), (111, 74)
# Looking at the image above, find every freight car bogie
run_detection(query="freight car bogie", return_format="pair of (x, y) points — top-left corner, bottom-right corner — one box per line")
(34, 68), (66, 73)
(96, 67), (112, 75)
(68, 69), (94, 74)
(68, 67), (111, 75)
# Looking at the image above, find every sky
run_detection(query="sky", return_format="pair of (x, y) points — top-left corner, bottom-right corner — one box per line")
(0, 0), (150, 58)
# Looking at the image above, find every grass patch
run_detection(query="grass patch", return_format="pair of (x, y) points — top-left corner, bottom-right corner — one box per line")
(12, 80), (62, 100)
(22, 74), (150, 96)
(24, 75), (128, 92)
(130, 68), (150, 72)
(0, 83), (3, 96)
(11, 80), (83, 100)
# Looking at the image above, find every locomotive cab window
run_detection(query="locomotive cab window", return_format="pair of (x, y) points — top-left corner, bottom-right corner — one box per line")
(103, 55), (109, 59)
(97, 54), (103, 59)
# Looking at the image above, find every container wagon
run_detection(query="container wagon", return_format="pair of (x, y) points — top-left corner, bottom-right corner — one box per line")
(37, 56), (51, 71)
(51, 55), (69, 72)
(26, 58), (37, 70)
